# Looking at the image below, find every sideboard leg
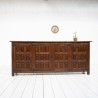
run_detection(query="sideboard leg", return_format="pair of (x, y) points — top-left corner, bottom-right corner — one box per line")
(83, 71), (85, 74)
(12, 72), (14, 76)
(87, 70), (90, 75)
(16, 73), (17, 75)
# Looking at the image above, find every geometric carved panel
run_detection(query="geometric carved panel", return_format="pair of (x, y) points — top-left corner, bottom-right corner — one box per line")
(14, 44), (31, 71)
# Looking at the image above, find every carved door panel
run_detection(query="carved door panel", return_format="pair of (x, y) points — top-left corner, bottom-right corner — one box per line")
(52, 43), (71, 71)
(32, 43), (51, 71)
(13, 43), (32, 71)
(71, 43), (89, 71)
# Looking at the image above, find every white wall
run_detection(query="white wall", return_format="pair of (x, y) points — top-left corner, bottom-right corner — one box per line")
(0, 0), (98, 72)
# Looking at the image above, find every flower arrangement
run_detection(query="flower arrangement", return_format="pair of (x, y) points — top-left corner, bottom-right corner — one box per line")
(73, 32), (78, 41)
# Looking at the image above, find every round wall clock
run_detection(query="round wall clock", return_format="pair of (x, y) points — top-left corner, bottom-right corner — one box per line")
(51, 25), (59, 33)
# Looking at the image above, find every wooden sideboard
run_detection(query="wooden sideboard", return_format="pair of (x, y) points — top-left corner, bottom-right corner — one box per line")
(10, 41), (91, 76)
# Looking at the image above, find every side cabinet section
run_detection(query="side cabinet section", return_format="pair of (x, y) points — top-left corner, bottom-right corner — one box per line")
(71, 43), (90, 74)
(12, 43), (32, 76)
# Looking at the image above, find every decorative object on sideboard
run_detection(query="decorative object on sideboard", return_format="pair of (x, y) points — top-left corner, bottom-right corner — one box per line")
(73, 32), (78, 41)
(51, 25), (59, 33)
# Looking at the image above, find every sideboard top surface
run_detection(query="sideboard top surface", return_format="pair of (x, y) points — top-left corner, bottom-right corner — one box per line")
(10, 41), (92, 43)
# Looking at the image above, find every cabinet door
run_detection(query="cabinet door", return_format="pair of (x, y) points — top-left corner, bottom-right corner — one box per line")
(32, 43), (51, 71)
(13, 43), (32, 72)
(52, 43), (71, 71)
(71, 43), (89, 71)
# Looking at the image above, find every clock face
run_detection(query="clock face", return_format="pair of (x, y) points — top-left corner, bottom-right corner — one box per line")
(51, 25), (59, 33)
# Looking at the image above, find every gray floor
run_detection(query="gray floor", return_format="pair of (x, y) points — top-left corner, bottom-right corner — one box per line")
(0, 65), (98, 98)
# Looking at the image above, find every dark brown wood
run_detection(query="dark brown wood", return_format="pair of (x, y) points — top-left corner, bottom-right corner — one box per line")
(10, 41), (92, 76)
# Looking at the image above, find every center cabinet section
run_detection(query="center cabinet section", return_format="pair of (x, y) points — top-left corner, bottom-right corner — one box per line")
(11, 41), (91, 76)
(52, 43), (71, 71)
(32, 43), (51, 71)
(32, 43), (71, 72)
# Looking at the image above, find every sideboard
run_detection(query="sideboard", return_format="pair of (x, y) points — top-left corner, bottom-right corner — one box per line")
(10, 41), (91, 76)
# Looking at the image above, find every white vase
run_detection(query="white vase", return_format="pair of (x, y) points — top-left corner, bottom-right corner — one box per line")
(73, 38), (78, 41)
